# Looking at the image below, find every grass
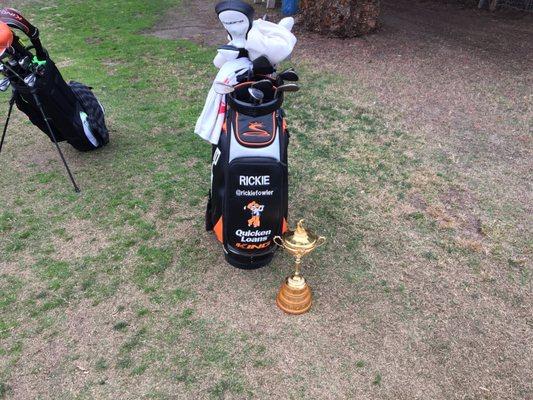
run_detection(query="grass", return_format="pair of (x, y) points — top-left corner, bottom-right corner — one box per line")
(0, 0), (531, 399)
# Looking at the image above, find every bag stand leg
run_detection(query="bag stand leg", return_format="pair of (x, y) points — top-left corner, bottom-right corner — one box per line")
(31, 90), (81, 193)
(0, 96), (15, 155)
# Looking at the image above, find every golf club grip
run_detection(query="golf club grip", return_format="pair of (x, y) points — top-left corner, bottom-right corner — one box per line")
(30, 37), (46, 61)
(11, 35), (33, 59)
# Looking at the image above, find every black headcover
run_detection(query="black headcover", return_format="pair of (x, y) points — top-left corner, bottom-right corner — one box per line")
(0, 8), (46, 60)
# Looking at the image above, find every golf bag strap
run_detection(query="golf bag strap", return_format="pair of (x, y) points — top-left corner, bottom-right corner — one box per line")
(0, 96), (15, 155)
(0, 8), (46, 60)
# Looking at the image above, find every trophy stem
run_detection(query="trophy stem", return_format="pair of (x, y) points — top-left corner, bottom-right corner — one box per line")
(294, 256), (302, 277)
(287, 255), (306, 290)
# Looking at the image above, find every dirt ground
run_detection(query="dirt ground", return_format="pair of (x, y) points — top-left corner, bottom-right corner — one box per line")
(295, 0), (533, 221)
(1, 1), (530, 399)
(147, 1), (532, 398)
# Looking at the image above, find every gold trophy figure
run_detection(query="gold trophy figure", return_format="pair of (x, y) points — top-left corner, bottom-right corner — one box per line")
(274, 220), (326, 315)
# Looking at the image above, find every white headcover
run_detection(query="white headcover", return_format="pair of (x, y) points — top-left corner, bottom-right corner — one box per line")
(218, 10), (250, 48)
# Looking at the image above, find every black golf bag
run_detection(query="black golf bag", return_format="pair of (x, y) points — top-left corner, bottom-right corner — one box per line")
(9, 58), (108, 152)
(206, 79), (290, 269)
(0, 8), (108, 152)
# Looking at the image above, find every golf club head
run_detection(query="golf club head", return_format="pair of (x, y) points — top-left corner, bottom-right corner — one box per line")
(23, 73), (36, 87)
(252, 79), (274, 93)
(275, 83), (299, 97)
(214, 80), (235, 95)
(18, 55), (30, 70)
(279, 69), (299, 82)
(248, 87), (264, 105)
(0, 76), (10, 91)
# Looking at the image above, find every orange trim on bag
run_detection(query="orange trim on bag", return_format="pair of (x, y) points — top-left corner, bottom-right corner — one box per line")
(214, 217), (223, 243)
(282, 218), (288, 234)
(234, 111), (276, 147)
(282, 118), (287, 132)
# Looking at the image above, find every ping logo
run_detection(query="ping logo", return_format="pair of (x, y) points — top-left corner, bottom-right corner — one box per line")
(243, 121), (269, 137)
(236, 241), (271, 250)
(0, 9), (21, 20)
(244, 201), (265, 228)
(239, 175), (270, 186)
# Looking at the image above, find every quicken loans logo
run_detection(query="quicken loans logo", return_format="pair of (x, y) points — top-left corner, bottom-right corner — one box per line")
(235, 229), (272, 243)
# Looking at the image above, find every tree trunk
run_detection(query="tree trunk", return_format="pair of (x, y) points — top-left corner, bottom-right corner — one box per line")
(299, 0), (380, 38)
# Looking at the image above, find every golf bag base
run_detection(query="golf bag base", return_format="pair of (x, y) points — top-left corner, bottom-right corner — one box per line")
(11, 57), (109, 152)
(206, 90), (289, 269)
(225, 250), (275, 270)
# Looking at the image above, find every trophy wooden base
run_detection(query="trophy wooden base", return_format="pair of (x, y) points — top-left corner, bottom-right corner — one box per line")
(276, 279), (312, 315)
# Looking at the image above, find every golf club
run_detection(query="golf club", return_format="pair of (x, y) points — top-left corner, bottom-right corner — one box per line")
(23, 73), (36, 87)
(214, 81), (235, 95)
(274, 83), (299, 98)
(18, 55), (31, 71)
(0, 77), (10, 91)
(248, 87), (264, 105)
(279, 68), (299, 82)
(252, 79), (274, 93)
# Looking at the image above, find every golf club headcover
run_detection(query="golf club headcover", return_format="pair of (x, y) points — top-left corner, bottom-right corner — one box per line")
(215, 1), (254, 49)
(0, 22), (13, 57)
(0, 8), (38, 38)
(0, 8), (46, 60)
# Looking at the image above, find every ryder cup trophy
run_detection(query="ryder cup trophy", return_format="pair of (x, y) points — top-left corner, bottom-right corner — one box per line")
(274, 220), (326, 315)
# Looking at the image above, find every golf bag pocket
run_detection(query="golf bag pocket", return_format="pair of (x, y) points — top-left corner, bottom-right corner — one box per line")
(225, 158), (285, 262)
(207, 108), (289, 269)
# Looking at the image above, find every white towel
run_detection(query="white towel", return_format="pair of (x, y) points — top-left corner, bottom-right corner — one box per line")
(194, 57), (252, 144)
(213, 17), (296, 69)
(245, 18), (297, 65)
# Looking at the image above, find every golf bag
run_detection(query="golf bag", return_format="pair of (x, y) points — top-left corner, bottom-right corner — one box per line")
(206, 80), (289, 269)
(0, 8), (108, 152)
(10, 58), (108, 152)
